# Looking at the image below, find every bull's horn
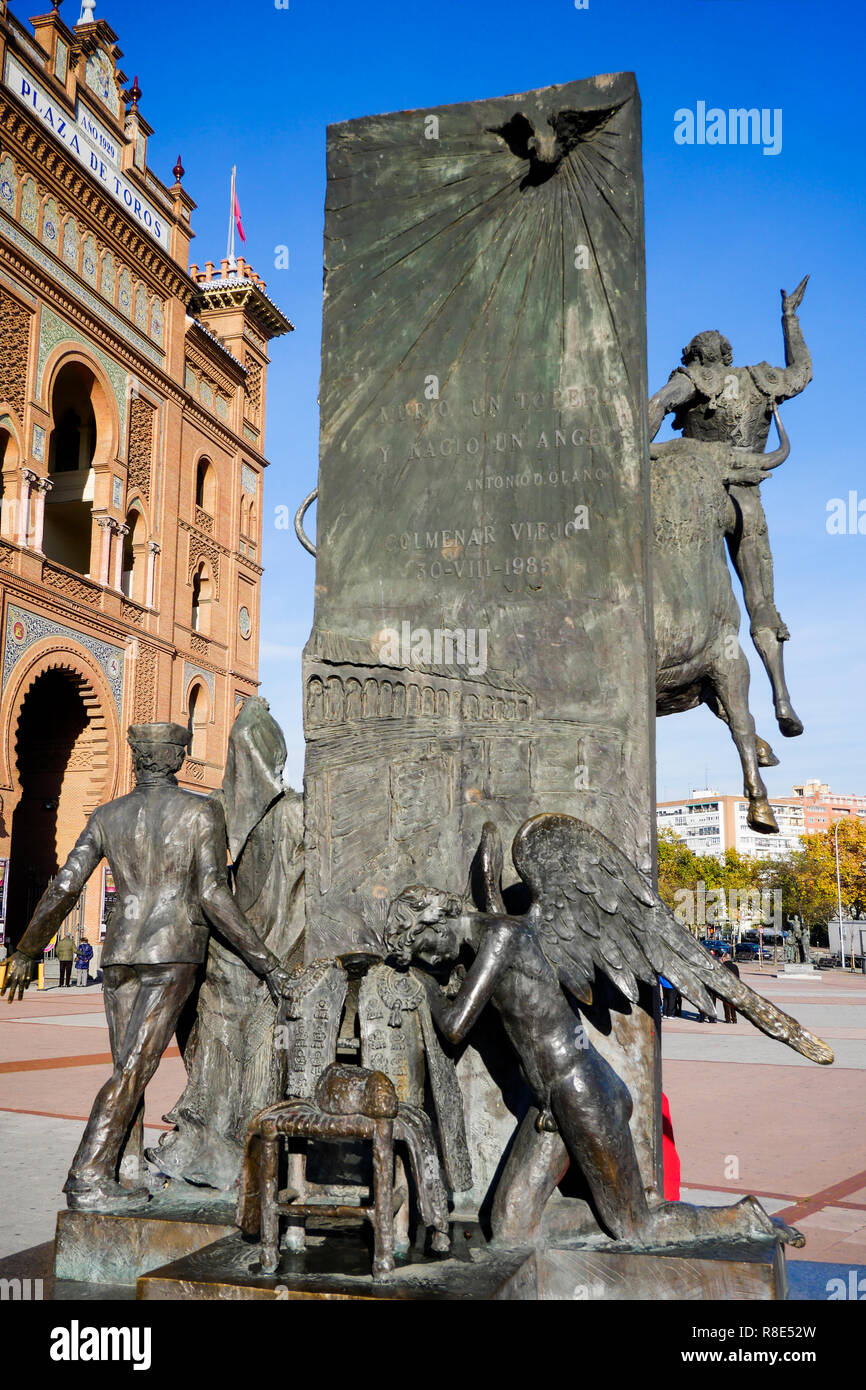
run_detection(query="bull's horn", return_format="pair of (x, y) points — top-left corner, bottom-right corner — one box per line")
(731, 406), (790, 473)
(761, 406), (789, 470)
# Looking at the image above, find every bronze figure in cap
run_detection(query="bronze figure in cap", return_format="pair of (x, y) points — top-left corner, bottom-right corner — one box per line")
(2, 721), (293, 1211)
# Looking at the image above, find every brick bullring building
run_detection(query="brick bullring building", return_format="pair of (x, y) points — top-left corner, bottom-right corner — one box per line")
(0, 3), (291, 951)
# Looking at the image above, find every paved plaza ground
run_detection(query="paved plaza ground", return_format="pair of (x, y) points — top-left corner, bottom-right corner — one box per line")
(1, 963), (864, 1299)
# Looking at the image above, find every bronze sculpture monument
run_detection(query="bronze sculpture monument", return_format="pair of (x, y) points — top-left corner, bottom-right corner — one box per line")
(150, 699), (305, 1190)
(7, 76), (833, 1302)
(385, 815), (832, 1251)
(649, 277), (811, 819)
(2, 721), (293, 1211)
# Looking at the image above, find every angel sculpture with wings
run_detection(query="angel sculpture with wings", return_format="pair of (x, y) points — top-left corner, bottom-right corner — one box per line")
(384, 813), (833, 1251)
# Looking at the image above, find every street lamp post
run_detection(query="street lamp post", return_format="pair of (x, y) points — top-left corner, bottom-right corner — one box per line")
(834, 819), (846, 971)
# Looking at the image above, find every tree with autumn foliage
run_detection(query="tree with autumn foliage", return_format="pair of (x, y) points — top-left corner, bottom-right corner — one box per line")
(795, 818), (866, 922)
(656, 830), (772, 935)
(657, 817), (866, 941)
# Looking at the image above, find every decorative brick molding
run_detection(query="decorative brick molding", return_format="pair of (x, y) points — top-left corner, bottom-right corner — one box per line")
(3, 603), (125, 713)
(132, 643), (158, 723)
(127, 395), (155, 503)
(244, 354), (262, 424)
(41, 563), (102, 606)
(120, 599), (145, 627)
(0, 285), (32, 425)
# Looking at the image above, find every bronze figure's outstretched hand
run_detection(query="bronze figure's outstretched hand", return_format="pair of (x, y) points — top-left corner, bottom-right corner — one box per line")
(264, 965), (295, 1002)
(781, 274), (809, 316)
(2, 950), (36, 1003)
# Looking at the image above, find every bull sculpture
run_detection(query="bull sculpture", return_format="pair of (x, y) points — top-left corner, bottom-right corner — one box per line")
(652, 409), (790, 833)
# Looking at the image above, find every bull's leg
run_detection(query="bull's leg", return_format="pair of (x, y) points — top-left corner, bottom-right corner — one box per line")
(702, 688), (779, 768)
(709, 645), (778, 834)
(726, 486), (803, 737)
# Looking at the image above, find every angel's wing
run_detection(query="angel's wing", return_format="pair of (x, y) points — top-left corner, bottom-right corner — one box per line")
(469, 820), (506, 914)
(549, 102), (625, 151)
(487, 113), (536, 162)
(511, 813), (833, 1066)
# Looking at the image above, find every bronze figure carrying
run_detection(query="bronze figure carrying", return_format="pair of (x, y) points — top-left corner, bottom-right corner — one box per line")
(1, 722), (293, 1212)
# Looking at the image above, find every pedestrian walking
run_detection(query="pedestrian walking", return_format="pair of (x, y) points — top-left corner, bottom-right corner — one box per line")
(56, 932), (75, 988)
(721, 952), (740, 1023)
(74, 936), (93, 987)
(660, 975), (677, 1018)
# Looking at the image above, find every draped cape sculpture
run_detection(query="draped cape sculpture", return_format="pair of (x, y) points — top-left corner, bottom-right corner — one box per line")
(151, 697), (305, 1190)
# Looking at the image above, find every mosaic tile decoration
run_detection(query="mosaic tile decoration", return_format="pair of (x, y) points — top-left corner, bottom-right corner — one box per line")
(2, 603), (125, 713)
(0, 211), (163, 370)
(182, 660), (215, 707)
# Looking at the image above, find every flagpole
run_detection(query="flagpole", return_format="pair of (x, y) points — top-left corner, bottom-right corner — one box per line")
(227, 165), (236, 267)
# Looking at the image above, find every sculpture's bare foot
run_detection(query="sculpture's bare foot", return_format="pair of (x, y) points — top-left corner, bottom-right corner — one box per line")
(738, 1195), (805, 1248)
(776, 703), (804, 737)
(755, 736), (779, 768)
(747, 797), (779, 834)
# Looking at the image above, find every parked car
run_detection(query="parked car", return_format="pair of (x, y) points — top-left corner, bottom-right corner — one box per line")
(735, 941), (773, 961)
(735, 942), (760, 961)
(699, 940), (727, 959)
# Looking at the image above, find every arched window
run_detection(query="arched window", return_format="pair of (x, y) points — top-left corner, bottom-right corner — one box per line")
(121, 507), (146, 602)
(187, 681), (209, 761)
(195, 458), (215, 514)
(0, 431), (8, 533)
(44, 361), (100, 575)
(0, 426), (19, 541)
(190, 561), (212, 635)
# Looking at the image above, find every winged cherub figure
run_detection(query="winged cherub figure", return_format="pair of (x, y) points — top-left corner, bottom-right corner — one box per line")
(384, 813), (833, 1250)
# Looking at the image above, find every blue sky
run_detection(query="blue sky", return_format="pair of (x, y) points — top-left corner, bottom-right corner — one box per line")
(18, 0), (864, 798)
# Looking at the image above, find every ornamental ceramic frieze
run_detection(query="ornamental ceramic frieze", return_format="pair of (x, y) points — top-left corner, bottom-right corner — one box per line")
(2, 603), (125, 711)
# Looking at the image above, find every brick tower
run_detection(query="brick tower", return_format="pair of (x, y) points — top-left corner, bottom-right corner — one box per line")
(0, 2), (292, 953)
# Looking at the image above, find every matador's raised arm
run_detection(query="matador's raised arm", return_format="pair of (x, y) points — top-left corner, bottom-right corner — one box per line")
(772, 276), (812, 401)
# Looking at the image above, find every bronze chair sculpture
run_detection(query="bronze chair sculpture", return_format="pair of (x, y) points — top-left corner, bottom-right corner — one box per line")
(238, 1062), (450, 1278)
